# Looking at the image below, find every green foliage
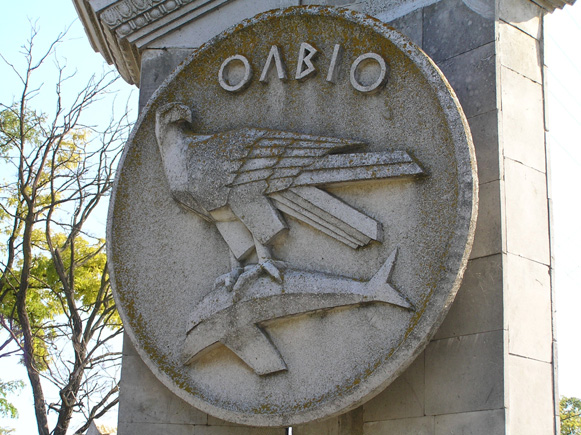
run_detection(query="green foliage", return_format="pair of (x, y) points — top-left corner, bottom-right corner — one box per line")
(561, 396), (581, 435)
(0, 380), (23, 419)
(0, 105), (121, 369)
(0, 27), (131, 435)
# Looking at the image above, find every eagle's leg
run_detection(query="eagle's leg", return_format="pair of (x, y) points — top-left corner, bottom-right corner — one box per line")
(214, 250), (244, 291)
(231, 237), (285, 295)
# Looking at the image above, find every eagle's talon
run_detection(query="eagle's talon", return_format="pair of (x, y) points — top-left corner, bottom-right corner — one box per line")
(232, 265), (263, 294)
(262, 260), (283, 283)
(230, 260), (286, 295)
(214, 267), (244, 292)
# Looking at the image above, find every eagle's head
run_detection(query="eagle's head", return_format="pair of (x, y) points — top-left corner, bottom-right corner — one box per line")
(155, 102), (192, 147)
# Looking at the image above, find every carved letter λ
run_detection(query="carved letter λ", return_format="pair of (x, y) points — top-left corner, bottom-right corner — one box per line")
(260, 46), (287, 82)
(295, 42), (318, 80)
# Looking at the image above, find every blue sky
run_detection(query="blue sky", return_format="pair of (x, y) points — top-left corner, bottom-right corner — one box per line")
(0, 0), (579, 433)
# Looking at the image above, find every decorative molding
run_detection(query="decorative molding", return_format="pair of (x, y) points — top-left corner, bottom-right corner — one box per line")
(530, 0), (576, 11)
(75, 0), (234, 85)
(98, 0), (214, 38)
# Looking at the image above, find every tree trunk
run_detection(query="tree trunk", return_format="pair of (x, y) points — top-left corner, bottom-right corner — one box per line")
(16, 211), (50, 435)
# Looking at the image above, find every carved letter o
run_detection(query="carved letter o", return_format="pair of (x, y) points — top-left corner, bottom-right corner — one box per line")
(219, 55), (252, 92)
(350, 53), (388, 93)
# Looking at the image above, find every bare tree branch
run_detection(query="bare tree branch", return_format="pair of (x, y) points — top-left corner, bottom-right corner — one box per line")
(0, 24), (132, 435)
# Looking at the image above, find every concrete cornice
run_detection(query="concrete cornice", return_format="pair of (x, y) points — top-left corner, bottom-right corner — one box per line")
(72, 0), (577, 86)
(74, 0), (236, 85)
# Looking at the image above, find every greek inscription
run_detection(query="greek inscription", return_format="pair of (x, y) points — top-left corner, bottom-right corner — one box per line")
(218, 43), (388, 94)
(350, 53), (388, 94)
(260, 45), (287, 82)
(295, 42), (318, 80)
(326, 44), (343, 83)
(219, 54), (252, 92)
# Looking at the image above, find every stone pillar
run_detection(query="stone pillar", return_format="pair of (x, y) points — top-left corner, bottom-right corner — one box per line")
(297, 1), (557, 434)
(72, 0), (571, 433)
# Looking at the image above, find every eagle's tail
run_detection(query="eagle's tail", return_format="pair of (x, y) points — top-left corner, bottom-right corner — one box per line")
(267, 151), (423, 249)
(269, 186), (382, 249)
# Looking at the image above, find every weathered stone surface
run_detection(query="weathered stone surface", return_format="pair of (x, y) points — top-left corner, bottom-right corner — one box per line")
(422, 0), (495, 62)
(195, 426), (286, 435)
(108, 6), (477, 427)
(499, 22), (542, 83)
(499, 0), (543, 39)
(434, 409), (505, 434)
(508, 355), (555, 435)
(386, 9), (423, 48)
(363, 352), (425, 421)
(435, 254), (503, 339)
(470, 180), (502, 259)
(425, 330), (504, 415)
(294, 407), (363, 435)
(148, 0), (296, 49)
(504, 159), (550, 264)
(117, 422), (285, 435)
(500, 67), (546, 172)
(118, 341), (208, 425)
(439, 42), (496, 119)
(363, 416), (434, 434)
(117, 422), (195, 435)
(506, 253), (552, 362)
(139, 48), (194, 112)
(468, 110), (500, 184)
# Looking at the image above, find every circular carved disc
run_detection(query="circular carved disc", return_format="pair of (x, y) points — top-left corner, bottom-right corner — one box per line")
(108, 6), (477, 426)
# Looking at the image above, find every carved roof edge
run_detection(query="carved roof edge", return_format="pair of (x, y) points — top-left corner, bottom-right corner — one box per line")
(74, 0), (141, 85)
(72, 0), (578, 87)
(530, 0), (576, 12)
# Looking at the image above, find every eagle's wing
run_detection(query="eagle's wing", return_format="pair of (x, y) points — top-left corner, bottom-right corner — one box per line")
(223, 128), (423, 249)
(227, 128), (366, 192)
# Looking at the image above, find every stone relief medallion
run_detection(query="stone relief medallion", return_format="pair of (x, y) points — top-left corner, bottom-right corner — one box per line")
(108, 6), (478, 427)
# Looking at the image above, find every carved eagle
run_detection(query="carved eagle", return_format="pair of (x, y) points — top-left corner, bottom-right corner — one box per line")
(155, 102), (423, 290)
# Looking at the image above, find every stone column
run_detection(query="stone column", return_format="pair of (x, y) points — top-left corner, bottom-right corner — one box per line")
(72, 0), (571, 432)
(297, 1), (557, 433)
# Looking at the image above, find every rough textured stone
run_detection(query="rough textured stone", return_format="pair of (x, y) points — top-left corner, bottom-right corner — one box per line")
(109, 6), (477, 427)
(139, 48), (194, 111)
(195, 426), (286, 435)
(435, 255), (503, 339)
(82, 0), (560, 433)
(294, 407), (363, 435)
(500, 66), (546, 172)
(504, 159), (550, 264)
(363, 416), (434, 434)
(434, 409), (505, 435)
(470, 180), (502, 259)
(149, 0), (297, 49)
(508, 356), (555, 435)
(422, 0), (495, 62)
(363, 352), (425, 422)
(386, 9), (423, 48)
(506, 253), (552, 362)
(425, 330), (504, 415)
(439, 42), (496, 119)
(117, 422), (194, 435)
(468, 110), (500, 184)
(118, 341), (208, 425)
(499, 21), (542, 83)
(499, 0), (543, 39)
(371, 0), (441, 21)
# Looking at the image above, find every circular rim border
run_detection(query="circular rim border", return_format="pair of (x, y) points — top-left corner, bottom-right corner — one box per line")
(107, 5), (478, 427)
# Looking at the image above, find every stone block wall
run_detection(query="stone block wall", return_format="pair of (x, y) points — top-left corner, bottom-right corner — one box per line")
(117, 0), (557, 433)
